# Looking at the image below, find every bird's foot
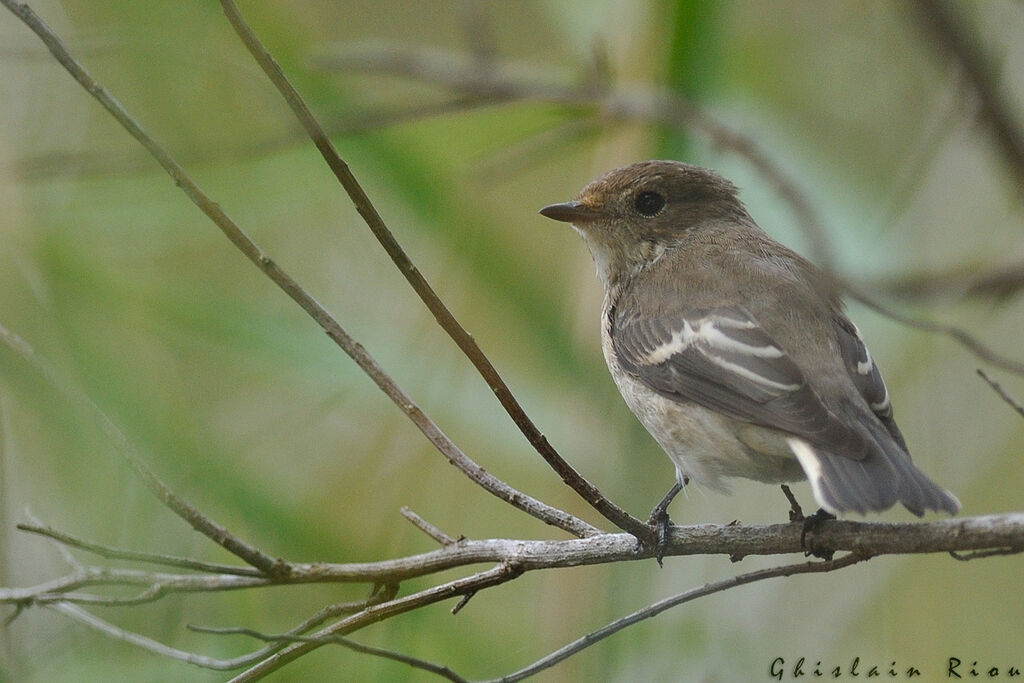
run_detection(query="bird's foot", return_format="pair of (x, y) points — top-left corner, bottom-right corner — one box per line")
(799, 508), (836, 561)
(645, 479), (686, 567)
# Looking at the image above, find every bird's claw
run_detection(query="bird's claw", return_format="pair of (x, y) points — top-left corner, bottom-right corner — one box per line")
(799, 508), (836, 560)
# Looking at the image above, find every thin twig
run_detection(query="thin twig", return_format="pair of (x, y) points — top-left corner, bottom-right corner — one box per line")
(22, 510), (82, 571)
(491, 552), (870, 682)
(908, 0), (1024, 194)
(315, 42), (1024, 379)
(977, 369), (1024, 419)
(16, 522), (263, 576)
(843, 282), (1024, 377)
(49, 602), (270, 670)
(218, 0), (636, 539)
(0, 0), (595, 540)
(779, 484), (804, 522)
(228, 562), (522, 681)
(312, 43), (834, 270)
(190, 625), (468, 683)
(0, 322), (282, 575)
(1, 566), (270, 606)
(950, 547), (1024, 561)
(872, 260), (1024, 302)
(400, 507), (457, 546)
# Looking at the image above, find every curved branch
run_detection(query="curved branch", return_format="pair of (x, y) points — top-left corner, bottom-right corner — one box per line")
(0, 1), (596, 540)
(217, 0), (644, 539)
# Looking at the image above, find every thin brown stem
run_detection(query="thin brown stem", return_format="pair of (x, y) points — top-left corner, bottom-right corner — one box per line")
(0, 321), (283, 575)
(492, 552), (870, 682)
(0, 0), (594, 539)
(228, 562), (521, 681)
(908, 0), (1024, 194)
(16, 522), (263, 576)
(190, 625), (468, 682)
(218, 0), (643, 539)
(977, 369), (1024, 420)
(315, 42), (1024, 379)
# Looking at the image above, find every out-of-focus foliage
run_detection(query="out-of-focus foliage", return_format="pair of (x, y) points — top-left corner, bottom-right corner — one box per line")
(1, 1), (1022, 680)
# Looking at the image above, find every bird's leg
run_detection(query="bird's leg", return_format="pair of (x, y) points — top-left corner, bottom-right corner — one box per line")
(799, 508), (836, 561)
(779, 486), (835, 559)
(646, 477), (687, 566)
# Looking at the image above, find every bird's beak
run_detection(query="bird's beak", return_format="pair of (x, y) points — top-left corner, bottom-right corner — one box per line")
(538, 201), (601, 223)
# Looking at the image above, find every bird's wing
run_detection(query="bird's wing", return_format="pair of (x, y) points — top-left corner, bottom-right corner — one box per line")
(612, 304), (960, 515)
(830, 315), (909, 450)
(611, 305), (871, 461)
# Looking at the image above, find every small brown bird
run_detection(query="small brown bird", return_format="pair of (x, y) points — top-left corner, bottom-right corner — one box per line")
(540, 160), (959, 520)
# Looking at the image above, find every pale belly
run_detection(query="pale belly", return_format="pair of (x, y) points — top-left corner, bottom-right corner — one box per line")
(600, 308), (805, 491)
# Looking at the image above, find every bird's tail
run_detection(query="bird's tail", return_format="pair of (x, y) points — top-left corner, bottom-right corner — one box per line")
(787, 427), (960, 516)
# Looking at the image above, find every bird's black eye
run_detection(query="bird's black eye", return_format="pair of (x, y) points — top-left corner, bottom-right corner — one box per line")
(634, 191), (666, 217)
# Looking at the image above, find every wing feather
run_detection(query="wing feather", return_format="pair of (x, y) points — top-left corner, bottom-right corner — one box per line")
(612, 305), (870, 461)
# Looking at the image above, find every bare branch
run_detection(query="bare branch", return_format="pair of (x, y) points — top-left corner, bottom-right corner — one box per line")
(1, 566), (270, 606)
(217, 0), (639, 539)
(0, 320), (282, 574)
(311, 42), (834, 270)
(977, 369), (1024, 420)
(228, 563), (521, 681)
(494, 552), (870, 682)
(0, 1), (596, 539)
(313, 42), (1024, 379)
(6, 515), (1021, 607)
(843, 283), (1024, 377)
(950, 547), (1024, 561)
(191, 625), (468, 682)
(49, 603), (248, 670)
(873, 260), (1024, 303)
(16, 522), (263, 576)
(4, 511), (1021, 677)
(400, 507), (458, 546)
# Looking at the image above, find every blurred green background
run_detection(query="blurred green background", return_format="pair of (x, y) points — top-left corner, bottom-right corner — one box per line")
(1, 1), (1023, 680)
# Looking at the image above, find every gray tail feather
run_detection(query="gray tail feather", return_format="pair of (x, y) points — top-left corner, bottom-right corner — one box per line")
(789, 422), (960, 516)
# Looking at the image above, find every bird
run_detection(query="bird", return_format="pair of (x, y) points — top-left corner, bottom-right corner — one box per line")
(539, 160), (960, 526)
